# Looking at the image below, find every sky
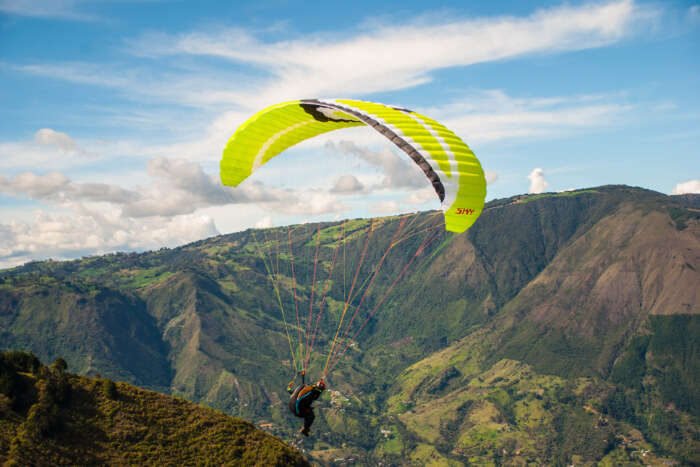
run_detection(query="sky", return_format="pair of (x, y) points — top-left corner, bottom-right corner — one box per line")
(0, 0), (699, 268)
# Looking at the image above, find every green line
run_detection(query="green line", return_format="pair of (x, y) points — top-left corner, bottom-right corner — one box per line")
(251, 229), (298, 373)
(415, 230), (453, 275)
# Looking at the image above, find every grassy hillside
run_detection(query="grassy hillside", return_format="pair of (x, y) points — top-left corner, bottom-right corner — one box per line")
(381, 318), (699, 465)
(1, 185), (698, 465)
(0, 350), (309, 466)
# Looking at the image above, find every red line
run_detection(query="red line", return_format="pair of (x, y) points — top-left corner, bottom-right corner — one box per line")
(275, 229), (280, 278)
(288, 225), (302, 367)
(329, 224), (442, 372)
(305, 220), (346, 370)
(327, 216), (408, 366)
(303, 224), (322, 371)
(325, 219), (375, 373)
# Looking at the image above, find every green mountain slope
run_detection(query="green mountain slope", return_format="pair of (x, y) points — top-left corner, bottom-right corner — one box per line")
(0, 351), (309, 466)
(1, 185), (698, 465)
(0, 277), (172, 391)
(495, 200), (699, 377)
(383, 315), (699, 465)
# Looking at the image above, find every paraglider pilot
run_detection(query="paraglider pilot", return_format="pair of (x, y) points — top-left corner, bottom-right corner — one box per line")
(286, 373), (325, 436)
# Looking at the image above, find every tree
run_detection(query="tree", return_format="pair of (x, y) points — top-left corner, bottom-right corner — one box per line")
(51, 358), (68, 372)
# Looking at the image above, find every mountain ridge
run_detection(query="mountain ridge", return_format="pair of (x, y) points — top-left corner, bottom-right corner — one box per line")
(1, 185), (698, 465)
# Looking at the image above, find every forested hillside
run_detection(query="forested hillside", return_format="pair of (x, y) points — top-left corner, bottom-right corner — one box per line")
(1, 185), (698, 465)
(0, 350), (308, 466)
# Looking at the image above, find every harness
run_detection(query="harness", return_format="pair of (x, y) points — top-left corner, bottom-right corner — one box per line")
(294, 386), (316, 416)
(287, 371), (324, 417)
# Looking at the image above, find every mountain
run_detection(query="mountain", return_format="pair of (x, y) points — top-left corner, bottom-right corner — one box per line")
(0, 350), (309, 466)
(1, 185), (698, 465)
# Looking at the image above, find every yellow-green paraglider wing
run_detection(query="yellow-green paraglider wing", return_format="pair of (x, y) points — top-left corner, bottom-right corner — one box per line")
(220, 100), (364, 186)
(220, 99), (486, 233)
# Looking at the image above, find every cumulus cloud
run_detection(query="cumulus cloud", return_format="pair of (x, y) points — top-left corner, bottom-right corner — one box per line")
(370, 200), (401, 214)
(671, 180), (700, 195)
(162, 157), (312, 205)
(331, 174), (364, 193)
(528, 168), (549, 194)
(0, 160), (230, 267)
(34, 128), (89, 156)
(255, 216), (273, 229)
(325, 141), (426, 191)
(89, 157), (288, 218)
(35, 129), (77, 152)
(403, 187), (436, 206)
(0, 129), (99, 172)
(0, 157), (343, 220)
(120, 157), (237, 217)
(0, 155), (356, 266)
(0, 210), (218, 269)
(0, 171), (138, 203)
(266, 191), (345, 216)
(0, 171), (69, 198)
(485, 170), (499, 185)
(401, 169), (496, 206)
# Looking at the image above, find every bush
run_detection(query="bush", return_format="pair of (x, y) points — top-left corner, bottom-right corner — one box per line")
(1, 351), (41, 374)
(51, 358), (68, 372)
(0, 366), (20, 399)
(102, 379), (117, 400)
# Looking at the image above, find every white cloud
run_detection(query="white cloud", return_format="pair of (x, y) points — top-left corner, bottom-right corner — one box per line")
(255, 216), (273, 229)
(0, 0), (668, 266)
(0, 171), (138, 203)
(0, 171), (69, 198)
(403, 187), (436, 206)
(124, 157), (236, 216)
(15, 1), (654, 113)
(370, 200), (401, 214)
(123, 0), (649, 108)
(0, 209), (219, 269)
(0, 0), (97, 21)
(425, 90), (631, 144)
(265, 190), (346, 216)
(34, 128), (85, 155)
(0, 157), (344, 219)
(0, 128), (103, 172)
(528, 168), (549, 194)
(2, 2), (652, 184)
(0, 154), (358, 266)
(330, 174), (365, 194)
(671, 180), (700, 195)
(3, 139), (160, 179)
(485, 170), (499, 185)
(325, 141), (427, 191)
(11, 62), (247, 114)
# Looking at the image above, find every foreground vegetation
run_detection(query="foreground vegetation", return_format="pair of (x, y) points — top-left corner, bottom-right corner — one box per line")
(0, 351), (308, 466)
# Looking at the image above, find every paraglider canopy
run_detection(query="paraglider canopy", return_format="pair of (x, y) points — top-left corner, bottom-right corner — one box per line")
(220, 98), (486, 232)
(219, 99), (489, 386)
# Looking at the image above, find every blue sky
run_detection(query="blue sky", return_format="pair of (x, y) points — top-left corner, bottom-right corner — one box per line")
(0, 0), (698, 267)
